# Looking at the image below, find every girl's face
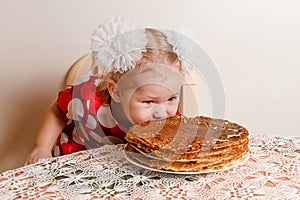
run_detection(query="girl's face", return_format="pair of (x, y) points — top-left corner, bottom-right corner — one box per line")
(127, 83), (179, 124)
(114, 64), (183, 125)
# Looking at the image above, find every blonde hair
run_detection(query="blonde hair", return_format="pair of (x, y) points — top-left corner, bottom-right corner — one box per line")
(97, 28), (182, 104)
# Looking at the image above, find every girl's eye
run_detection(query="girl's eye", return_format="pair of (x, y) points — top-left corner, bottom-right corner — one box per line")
(143, 100), (153, 104)
(168, 96), (177, 102)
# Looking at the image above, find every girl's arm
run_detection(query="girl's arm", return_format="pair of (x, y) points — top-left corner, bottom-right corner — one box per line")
(25, 100), (66, 165)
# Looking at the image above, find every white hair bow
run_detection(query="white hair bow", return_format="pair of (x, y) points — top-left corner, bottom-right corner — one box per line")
(90, 17), (147, 73)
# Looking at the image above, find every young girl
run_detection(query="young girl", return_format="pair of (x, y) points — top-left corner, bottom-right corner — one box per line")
(25, 17), (186, 165)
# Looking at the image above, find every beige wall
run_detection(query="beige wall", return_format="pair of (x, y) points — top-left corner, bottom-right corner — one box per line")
(1, 0), (299, 172)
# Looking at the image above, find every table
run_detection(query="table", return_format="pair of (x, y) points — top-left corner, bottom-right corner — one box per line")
(0, 135), (299, 199)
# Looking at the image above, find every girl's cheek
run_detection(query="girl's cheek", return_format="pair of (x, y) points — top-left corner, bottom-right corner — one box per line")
(168, 104), (179, 116)
(129, 107), (149, 124)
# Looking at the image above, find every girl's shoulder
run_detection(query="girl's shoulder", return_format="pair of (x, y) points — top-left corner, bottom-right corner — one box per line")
(57, 75), (104, 117)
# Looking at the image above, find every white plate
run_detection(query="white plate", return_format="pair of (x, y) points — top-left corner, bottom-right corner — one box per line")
(124, 150), (250, 175)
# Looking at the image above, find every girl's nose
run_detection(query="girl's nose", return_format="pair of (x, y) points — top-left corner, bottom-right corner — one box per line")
(150, 104), (167, 120)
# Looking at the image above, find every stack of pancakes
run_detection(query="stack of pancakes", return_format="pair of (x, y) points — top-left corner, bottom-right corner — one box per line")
(125, 115), (249, 172)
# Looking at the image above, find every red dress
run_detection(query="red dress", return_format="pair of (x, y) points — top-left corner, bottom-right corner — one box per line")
(53, 75), (127, 156)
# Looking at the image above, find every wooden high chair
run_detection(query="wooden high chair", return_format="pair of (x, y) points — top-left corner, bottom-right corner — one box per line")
(65, 53), (96, 88)
(65, 54), (199, 116)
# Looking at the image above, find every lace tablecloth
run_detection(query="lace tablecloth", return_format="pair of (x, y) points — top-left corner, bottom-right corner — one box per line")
(0, 135), (299, 199)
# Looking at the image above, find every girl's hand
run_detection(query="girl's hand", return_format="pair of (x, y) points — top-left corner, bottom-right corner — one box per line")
(25, 147), (52, 165)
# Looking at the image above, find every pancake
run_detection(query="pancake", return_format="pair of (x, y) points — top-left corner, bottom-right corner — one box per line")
(125, 115), (249, 172)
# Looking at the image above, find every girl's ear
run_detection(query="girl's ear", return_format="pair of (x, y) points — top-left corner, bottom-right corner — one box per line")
(107, 80), (121, 103)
